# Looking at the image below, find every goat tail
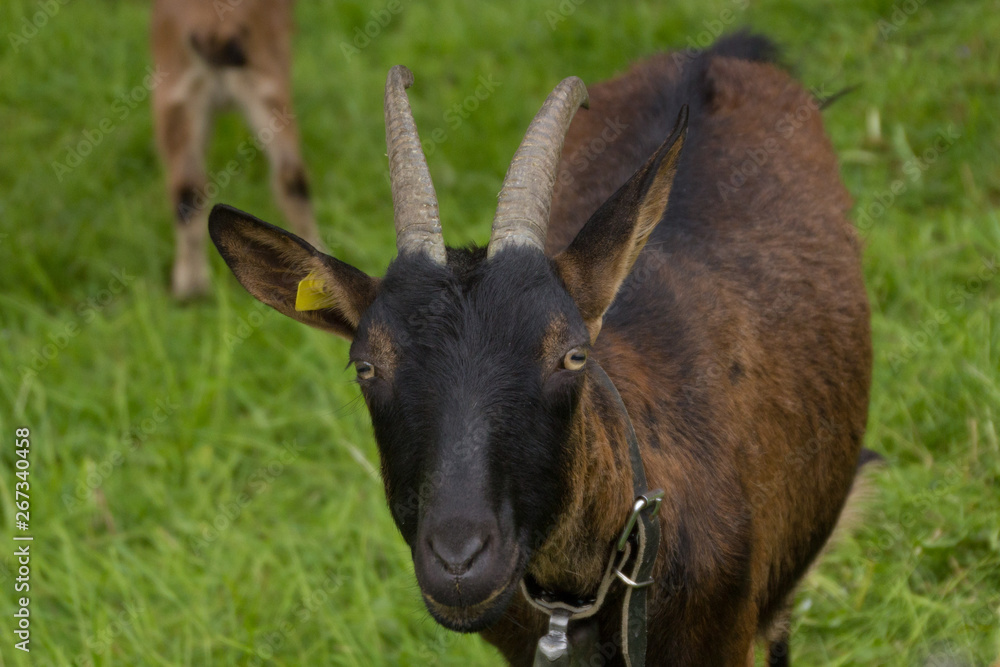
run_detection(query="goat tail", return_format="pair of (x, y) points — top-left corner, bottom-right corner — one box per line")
(189, 27), (247, 68)
(856, 446), (884, 469)
(838, 447), (884, 539)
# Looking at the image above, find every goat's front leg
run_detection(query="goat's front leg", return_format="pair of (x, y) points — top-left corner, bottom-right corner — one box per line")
(153, 74), (214, 299)
(235, 71), (323, 250)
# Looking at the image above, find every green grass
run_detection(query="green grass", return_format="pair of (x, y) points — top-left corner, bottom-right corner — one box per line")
(1, 0), (998, 664)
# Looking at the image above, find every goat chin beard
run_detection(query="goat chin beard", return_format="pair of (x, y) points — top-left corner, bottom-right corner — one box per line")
(525, 536), (611, 598)
(420, 548), (525, 633)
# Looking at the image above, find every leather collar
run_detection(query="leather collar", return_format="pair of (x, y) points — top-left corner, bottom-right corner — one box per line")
(523, 360), (663, 666)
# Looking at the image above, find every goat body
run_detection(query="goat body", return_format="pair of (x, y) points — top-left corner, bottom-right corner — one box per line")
(210, 33), (873, 666)
(483, 34), (873, 665)
(151, 0), (320, 298)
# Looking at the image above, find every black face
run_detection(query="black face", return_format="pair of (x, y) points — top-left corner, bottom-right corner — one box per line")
(349, 246), (590, 631)
(208, 97), (684, 632)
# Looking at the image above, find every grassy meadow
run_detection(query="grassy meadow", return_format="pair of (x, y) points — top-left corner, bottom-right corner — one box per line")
(1, 0), (998, 664)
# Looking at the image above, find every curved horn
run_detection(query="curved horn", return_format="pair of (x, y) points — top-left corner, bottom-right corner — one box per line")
(488, 76), (589, 259)
(385, 65), (446, 264)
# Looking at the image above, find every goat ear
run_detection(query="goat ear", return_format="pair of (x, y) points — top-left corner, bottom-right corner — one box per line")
(209, 204), (377, 341)
(555, 106), (687, 342)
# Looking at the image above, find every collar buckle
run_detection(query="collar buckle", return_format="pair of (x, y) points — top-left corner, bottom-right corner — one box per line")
(616, 490), (665, 552)
(528, 361), (663, 667)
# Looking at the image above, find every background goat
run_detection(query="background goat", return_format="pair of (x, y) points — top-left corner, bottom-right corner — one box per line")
(209, 34), (873, 665)
(151, 0), (320, 299)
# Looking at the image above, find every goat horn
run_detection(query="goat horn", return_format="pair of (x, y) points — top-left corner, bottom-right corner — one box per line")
(385, 65), (447, 264)
(488, 76), (589, 259)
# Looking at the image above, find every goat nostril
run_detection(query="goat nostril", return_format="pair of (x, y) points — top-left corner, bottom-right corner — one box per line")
(429, 533), (488, 575)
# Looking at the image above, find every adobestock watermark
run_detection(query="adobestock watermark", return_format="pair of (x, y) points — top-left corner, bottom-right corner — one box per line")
(549, 0), (749, 49)
(920, 643), (972, 667)
(886, 252), (997, 374)
(893, 464), (963, 544)
(7, 0), (74, 53)
(247, 568), (346, 666)
(855, 124), (961, 234)
(18, 268), (137, 381)
(51, 66), (168, 182)
(556, 116), (629, 188)
(669, 0), (753, 65)
(544, 0), (586, 29)
(380, 73), (502, 185)
(746, 416), (849, 513)
(62, 395), (180, 510)
(395, 281), (461, 348)
(315, 229), (346, 258)
(69, 602), (145, 667)
(176, 106), (297, 221)
(878, 0), (929, 39)
(716, 80), (841, 200)
(415, 624), (468, 665)
(424, 74), (502, 158)
(189, 440), (305, 556)
(212, 0), (244, 20)
(960, 598), (999, 635)
(390, 420), (491, 526)
(340, 0), (404, 62)
(607, 250), (669, 310)
(224, 300), (273, 350)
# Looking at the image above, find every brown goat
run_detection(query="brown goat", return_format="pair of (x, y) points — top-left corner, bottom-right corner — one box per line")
(209, 33), (873, 665)
(151, 0), (320, 299)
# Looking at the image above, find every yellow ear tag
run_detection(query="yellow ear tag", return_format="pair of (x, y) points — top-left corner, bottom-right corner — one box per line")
(295, 271), (335, 311)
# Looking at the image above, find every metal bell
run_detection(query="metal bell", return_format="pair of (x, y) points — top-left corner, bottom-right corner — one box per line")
(533, 608), (573, 666)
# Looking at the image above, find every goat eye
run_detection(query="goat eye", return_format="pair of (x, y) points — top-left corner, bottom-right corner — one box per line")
(562, 347), (588, 371)
(355, 361), (375, 380)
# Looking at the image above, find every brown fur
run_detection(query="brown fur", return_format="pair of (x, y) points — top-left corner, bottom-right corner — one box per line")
(555, 119), (685, 343)
(483, 47), (872, 666)
(208, 36), (873, 665)
(365, 321), (399, 382)
(527, 377), (635, 593)
(151, 0), (321, 299)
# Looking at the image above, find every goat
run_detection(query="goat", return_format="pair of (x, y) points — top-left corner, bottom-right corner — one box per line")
(208, 33), (874, 666)
(151, 0), (320, 299)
